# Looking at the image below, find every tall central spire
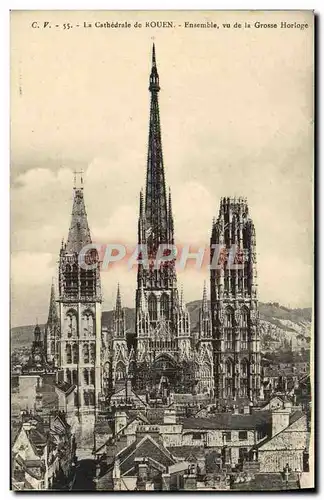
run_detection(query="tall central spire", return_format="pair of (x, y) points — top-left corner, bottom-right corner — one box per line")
(145, 44), (169, 250)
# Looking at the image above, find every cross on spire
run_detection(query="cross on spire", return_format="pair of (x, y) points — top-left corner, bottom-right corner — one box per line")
(73, 169), (84, 190)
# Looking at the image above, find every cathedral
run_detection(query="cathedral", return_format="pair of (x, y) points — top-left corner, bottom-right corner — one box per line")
(34, 45), (260, 409)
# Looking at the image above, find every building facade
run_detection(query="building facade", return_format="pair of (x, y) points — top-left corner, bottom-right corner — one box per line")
(210, 197), (261, 403)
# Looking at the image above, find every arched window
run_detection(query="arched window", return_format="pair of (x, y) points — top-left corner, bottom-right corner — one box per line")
(243, 223), (250, 249)
(82, 311), (94, 337)
(89, 390), (95, 406)
(90, 343), (95, 363)
(116, 361), (125, 381)
(241, 308), (249, 349)
(225, 358), (234, 397)
(72, 369), (77, 385)
(148, 294), (158, 321)
(225, 307), (234, 327)
(224, 308), (234, 350)
(66, 344), (72, 364)
(50, 341), (55, 355)
(160, 293), (169, 320)
(90, 368), (95, 386)
(240, 308), (249, 327)
(66, 368), (72, 385)
(83, 344), (89, 363)
(241, 359), (248, 377)
(64, 264), (72, 293)
(202, 363), (210, 379)
(72, 344), (78, 364)
(71, 263), (78, 287)
(240, 359), (249, 396)
(83, 390), (89, 406)
(83, 369), (89, 385)
(226, 359), (233, 377)
(66, 311), (77, 338)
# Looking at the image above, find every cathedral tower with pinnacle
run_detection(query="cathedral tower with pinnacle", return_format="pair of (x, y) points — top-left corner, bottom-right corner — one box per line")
(44, 282), (60, 367)
(57, 176), (102, 411)
(210, 197), (261, 403)
(134, 45), (193, 393)
(111, 284), (135, 390)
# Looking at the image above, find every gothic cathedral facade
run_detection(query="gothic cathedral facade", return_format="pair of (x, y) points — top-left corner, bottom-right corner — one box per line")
(40, 45), (261, 404)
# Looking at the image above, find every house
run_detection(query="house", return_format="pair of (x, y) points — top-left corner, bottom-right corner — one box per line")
(96, 427), (177, 491)
(11, 411), (75, 490)
(254, 409), (309, 473)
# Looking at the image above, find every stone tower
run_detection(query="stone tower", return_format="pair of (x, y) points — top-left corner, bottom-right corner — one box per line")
(135, 45), (191, 393)
(57, 178), (102, 410)
(44, 282), (60, 367)
(210, 197), (261, 403)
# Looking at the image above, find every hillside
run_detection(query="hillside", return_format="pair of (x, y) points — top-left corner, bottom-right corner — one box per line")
(11, 301), (312, 352)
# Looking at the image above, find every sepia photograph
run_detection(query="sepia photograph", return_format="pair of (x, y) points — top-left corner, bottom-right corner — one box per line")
(10, 10), (314, 491)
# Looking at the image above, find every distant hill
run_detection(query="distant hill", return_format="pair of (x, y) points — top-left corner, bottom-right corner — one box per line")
(11, 301), (312, 352)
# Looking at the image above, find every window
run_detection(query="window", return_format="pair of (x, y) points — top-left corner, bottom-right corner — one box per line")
(223, 432), (231, 443)
(239, 448), (249, 462)
(148, 294), (158, 321)
(72, 344), (78, 364)
(160, 293), (169, 320)
(83, 369), (89, 385)
(90, 368), (95, 386)
(225, 308), (234, 327)
(83, 344), (89, 363)
(83, 390), (89, 406)
(66, 344), (72, 364)
(90, 343), (95, 363)
(192, 433), (202, 440)
(89, 390), (95, 406)
(239, 431), (248, 441)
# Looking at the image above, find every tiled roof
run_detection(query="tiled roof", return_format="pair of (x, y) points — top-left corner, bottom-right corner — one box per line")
(231, 473), (299, 491)
(254, 411), (306, 450)
(118, 435), (175, 475)
(95, 420), (113, 435)
(183, 411), (272, 431)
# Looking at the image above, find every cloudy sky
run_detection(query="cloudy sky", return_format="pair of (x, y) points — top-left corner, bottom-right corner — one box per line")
(11, 11), (313, 327)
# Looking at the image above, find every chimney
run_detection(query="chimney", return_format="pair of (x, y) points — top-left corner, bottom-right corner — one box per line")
(164, 409), (177, 424)
(243, 405), (250, 414)
(162, 473), (170, 491)
(136, 461), (148, 491)
(272, 409), (290, 437)
(115, 411), (127, 435)
(138, 462), (148, 482)
(283, 400), (292, 413)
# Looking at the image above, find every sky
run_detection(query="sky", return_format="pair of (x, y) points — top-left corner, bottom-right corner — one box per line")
(10, 10), (314, 327)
